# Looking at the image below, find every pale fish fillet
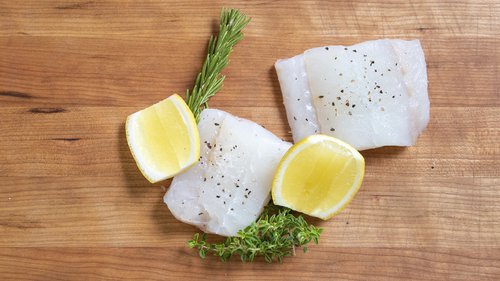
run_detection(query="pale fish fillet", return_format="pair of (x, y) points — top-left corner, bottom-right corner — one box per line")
(275, 39), (429, 150)
(164, 109), (291, 236)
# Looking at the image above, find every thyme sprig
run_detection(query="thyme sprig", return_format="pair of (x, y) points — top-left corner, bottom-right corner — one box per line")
(185, 8), (251, 121)
(188, 203), (323, 263)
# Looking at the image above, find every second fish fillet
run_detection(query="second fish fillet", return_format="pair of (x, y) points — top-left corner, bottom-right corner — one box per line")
(275, 39), (429, 150)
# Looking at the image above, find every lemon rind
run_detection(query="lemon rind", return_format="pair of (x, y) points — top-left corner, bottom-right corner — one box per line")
(169, 94), (200, 169)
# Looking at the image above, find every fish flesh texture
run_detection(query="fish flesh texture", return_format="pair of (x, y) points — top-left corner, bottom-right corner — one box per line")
(275, 39), (429, 150)
(164, 109), (291, 236)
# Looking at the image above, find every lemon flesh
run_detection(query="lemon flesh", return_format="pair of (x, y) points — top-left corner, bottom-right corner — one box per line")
(272, 134), (365, 219)
(126, 94), (200, 183)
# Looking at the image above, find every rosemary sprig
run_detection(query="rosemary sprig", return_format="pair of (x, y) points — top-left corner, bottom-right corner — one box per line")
(185, 8), (251, 121)
(188, 203), (323, 263)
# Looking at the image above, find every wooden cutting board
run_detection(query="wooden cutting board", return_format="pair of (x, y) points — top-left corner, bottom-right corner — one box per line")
(1, 1), (498, 280)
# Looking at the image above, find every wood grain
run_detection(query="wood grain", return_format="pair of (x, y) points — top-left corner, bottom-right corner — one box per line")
(0, 0), (499, 280)
(1, 248), (499, 281)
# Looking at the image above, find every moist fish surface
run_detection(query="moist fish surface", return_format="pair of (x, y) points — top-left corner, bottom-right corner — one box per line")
(275, 39), (429, 150)
(164, 109), (291, 236)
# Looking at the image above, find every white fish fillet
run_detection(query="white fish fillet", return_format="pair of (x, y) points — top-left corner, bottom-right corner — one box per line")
(164, 109), (291, 236)
(275, 39), (429, 150)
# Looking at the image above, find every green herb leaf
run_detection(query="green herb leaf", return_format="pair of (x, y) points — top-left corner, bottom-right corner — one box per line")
(185, 8), (251, 121)
(187, 203), (323, 263)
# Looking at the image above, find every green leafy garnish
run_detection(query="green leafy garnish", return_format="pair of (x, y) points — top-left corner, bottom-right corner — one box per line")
(188, 203), (323, 263)
(186, 8), (251, 121)
(184, 8), (323, 263)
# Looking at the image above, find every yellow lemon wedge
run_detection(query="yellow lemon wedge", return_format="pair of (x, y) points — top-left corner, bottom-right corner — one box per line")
(272, 134), (365, 220)
(125, 94), (200, 183)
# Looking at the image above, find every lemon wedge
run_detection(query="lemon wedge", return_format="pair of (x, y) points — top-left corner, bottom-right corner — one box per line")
(126, 94), (200, 183)
(272, 134), (365, 220)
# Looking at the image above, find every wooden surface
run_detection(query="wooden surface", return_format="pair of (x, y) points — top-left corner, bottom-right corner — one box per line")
(0, 1), (499, 280)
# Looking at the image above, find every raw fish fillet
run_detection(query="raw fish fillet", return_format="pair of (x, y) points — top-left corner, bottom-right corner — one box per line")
(164, 109), (291, 236)
(275, 39), (429, 150)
